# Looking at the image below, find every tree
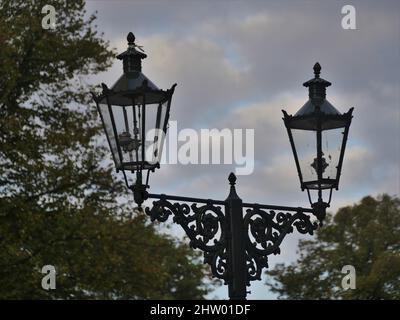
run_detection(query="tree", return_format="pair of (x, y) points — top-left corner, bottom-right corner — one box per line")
(266, 194), (400, 299)
(0, 0), (214, 299)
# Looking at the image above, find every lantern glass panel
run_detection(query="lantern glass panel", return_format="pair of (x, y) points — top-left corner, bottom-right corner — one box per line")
(99, 103), (121, 168)
(99, 95), (170, 172)
(322, 127), (344, 181)
(110, 104), (144, 170)
(143, 100), (169, 165)
(291, 129), (317, 184)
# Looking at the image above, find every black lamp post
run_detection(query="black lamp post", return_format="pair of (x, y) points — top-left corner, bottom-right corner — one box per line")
(92, 33), (354, 300)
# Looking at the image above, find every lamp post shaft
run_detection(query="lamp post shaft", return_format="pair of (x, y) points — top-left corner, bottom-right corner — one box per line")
(225, 174), (247, 300)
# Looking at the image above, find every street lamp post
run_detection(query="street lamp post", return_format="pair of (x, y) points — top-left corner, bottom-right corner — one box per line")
(92, 33), (354, 300)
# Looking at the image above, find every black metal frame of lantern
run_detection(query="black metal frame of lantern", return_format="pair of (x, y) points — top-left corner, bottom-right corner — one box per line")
(92, 33), (354, 300)
(91, 32), (176, 205)
(282, 62), (354, 222)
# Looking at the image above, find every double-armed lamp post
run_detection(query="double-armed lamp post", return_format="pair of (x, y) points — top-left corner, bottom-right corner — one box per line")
(91, 33), (354, 300)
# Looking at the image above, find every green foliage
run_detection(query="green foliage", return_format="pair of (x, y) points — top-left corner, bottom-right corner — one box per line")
(0, 0), (213, 299)
(266, 194), (400, 299)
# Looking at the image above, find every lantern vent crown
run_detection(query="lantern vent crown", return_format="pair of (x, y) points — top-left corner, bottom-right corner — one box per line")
(116, 32), (147, 73)
(303, 62), (332, 102)
(293, 62), (341, 119)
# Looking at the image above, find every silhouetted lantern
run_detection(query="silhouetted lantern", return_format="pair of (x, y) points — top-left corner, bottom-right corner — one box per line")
(282, 63), (353, 211)
(92, 32), (176, 202)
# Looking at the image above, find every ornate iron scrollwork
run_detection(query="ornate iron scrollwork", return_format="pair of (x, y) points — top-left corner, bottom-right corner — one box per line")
(145, 197), (228, 282)
(144, 186), (321, 294)
(243, 206), (318, 284)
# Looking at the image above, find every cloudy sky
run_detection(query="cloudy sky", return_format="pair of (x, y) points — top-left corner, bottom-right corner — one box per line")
(86, 0), (400, 299)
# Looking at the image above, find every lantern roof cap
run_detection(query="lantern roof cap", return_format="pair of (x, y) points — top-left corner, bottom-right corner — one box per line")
(294, 99), (341, 117)
(111, 71), (159, 92)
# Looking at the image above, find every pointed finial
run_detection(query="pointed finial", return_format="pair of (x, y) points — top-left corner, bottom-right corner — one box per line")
(313, 62), (321, 78)
(127, 32), (135, 45)
(228, 172), (237, 186)
(101, 83), (110, 94)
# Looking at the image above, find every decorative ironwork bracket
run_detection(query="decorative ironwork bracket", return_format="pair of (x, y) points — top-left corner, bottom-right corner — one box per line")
(142, 173), (323, 299)
(243, 204), (318, 283)
(146, 196), (228, 282)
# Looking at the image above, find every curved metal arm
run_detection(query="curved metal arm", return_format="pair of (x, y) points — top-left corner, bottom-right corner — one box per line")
(136, 172), (327, 300)
(143, 191), (321, 289)
(145, 195), (229, 283)
(243, 205), (318, 283)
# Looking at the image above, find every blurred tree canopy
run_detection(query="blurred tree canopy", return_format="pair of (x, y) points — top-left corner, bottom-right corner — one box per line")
(0, 0), (213, 299)
(266, 194), (400, 299)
